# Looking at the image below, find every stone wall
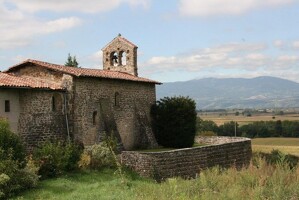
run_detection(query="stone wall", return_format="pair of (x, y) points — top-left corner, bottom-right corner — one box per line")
(18, 90), (67, 150)
(73, 77), (157, 150)
(102, 36), (138, 76)
(13, 64), (64, 84)
(121, 136), (252, 181)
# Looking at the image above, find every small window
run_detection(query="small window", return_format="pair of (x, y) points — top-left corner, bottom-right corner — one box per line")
(115, 92), (120, 107)
(52, 96), (56, 111)
(5, 100), (10, 112)
(93, 111), (97, 125)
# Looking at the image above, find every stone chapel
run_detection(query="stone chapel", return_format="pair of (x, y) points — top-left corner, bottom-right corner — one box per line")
(0, 35), (160, 150)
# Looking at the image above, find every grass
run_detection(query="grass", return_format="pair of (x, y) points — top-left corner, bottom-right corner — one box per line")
(13, 168), (150, 200)
(13, 158), (299, 200)
(252, 137), (299, 156)
(13, 138), (299, 200)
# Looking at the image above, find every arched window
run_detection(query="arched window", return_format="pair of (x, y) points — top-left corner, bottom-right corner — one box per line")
(92, 111), (97, 125)
(115, 92), (120, 107)
(110, 51), (118, 66)
(120, 51), (127, 66)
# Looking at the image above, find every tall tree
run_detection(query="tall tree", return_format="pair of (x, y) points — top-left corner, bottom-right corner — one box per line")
(65, 53), (79, 67)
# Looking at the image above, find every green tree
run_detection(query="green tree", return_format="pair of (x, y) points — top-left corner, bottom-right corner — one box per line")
(218, 121), (239, 137)
(151, 96), (197, 148)
(65, 53), (79, 67)
(196, 118), (219, 135)
(275, 120), (283, 137)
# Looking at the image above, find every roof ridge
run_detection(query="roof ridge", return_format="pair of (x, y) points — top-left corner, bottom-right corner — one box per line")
(5, 59), (161, 84)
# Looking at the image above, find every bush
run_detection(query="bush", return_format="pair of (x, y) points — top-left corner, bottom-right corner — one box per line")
(33, 141), (83, 178)
(253, 150), (299, 169)
(0, 120), (26, 166)
(0, 149), (38, 199)
(151, 96), (197, 148)
(79, 139), (117, 170)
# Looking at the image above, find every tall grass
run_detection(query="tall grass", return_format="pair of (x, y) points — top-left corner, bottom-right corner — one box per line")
(135, 158), (299, 200)
(14, 155), (299, 200)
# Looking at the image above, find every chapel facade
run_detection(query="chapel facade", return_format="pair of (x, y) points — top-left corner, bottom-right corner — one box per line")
(0, 35), (159, 150)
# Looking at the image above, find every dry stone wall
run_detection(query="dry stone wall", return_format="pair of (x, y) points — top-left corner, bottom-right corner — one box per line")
(121, 136), (252, 181)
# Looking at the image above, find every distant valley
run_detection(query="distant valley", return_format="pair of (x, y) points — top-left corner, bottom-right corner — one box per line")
(156, 76), (299, 109)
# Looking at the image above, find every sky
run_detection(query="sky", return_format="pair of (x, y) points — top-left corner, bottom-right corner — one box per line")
(1, 0), (299, 83)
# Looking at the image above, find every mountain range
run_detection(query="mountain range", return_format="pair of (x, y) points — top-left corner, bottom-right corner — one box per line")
(156, 76), (299, 109)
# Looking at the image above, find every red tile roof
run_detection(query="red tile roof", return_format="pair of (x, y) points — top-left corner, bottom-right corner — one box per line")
(0, 72), (63, 90)
(6, 59), (160, 84)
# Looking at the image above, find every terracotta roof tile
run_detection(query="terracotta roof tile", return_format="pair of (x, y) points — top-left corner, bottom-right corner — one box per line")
(0, 72), (63, 90)
(6, 59), (160, 84)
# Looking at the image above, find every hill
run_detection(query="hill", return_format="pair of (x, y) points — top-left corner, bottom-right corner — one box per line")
(156, 76), (299, 109)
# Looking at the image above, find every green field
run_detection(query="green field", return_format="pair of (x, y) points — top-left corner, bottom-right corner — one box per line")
(200, 113), (299, 126)
(252, 137), (299, 156)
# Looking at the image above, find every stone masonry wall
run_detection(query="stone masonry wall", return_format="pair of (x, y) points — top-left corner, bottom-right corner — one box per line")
(121, 137), (252, 181)
(73, 77), (157, 150)
(18, 90), (67, 151)
(102, 37), (138, 76)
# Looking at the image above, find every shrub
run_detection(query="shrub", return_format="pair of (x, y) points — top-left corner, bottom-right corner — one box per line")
(33, 141), (83, 178)
(0, 149), (38, 199)
(253, 150), (299, 169)
(151, 96), (197, 148)
(0, 120), (26, 166)
(80, 142), (116, 170)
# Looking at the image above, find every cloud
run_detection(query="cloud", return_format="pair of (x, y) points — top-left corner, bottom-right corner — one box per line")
(0, 10), (82, 49)
(8, 0), (150, 13)
(0, 2), (83, 49)
(178, 0), (295, 17)
(273, 40), (285, 49)
(292, 41), (299, 49)
(0, 0), (149, 49)
(142, 41), (299, 76)
(143, 42), (268, 73)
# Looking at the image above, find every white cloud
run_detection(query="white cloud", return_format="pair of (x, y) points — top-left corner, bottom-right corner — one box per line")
(178, 0), (295, 17)
(292, 41), (299, 49)
(273, 40), (285, 48)
(143, 42), (268, 73)
(0, 2), (83, 49)
(0, 0), (149, 49)
(142, 42), (299, 75)
(8, 0), (150, 13)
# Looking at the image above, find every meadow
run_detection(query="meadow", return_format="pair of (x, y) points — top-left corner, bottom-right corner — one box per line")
(13, 157), (299, 200)
(11, 137), (299, 200)
(200, 113), (299, 126)
(252, 137), (299, 156)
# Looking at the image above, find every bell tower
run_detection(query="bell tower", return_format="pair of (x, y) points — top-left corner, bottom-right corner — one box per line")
(102, 34), (138, 76)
